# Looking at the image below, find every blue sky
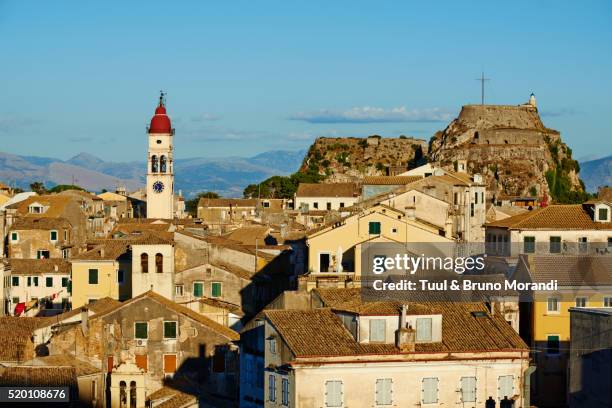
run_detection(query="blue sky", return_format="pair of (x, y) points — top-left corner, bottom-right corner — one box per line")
(0, 0), (610, 162)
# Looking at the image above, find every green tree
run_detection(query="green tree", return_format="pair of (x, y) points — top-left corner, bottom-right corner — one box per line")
(48, 184), (85, 193)
(29, 182), (47, 195)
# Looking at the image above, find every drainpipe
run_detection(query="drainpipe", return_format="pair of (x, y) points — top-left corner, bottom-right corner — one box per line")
(523, 365), (536, 407)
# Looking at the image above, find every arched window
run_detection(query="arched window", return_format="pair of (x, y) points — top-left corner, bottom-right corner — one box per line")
(129, 381), (137, 408)
(155, 253), (163, 273)
(141, 253), (148, 273)
(151, 155), (158, 173)
(119, 381), (127, 408)
(160, 155), (167, 173)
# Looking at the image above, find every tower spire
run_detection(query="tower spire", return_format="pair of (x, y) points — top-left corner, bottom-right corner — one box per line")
(159, 90), (165, 107)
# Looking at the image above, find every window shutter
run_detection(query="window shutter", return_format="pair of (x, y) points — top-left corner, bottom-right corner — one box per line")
(422, 378), (438, 404)
(498, 375), (513, 399)
(325, 381), (342, 407)
(376, 379), (392, 405)
(461, 376), (477, 402)
(416, 318), (433, 342)
(370, 319), (386, 342)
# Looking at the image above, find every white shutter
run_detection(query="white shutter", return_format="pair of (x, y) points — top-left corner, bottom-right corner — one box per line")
(376, 379), (392, 405)
(416, 318), (432, 342)
(461, 376), (477, 402)
(369, 319), (386, 342)
(422, 378), (438, 404)
(498, 375), (514, 399)
(325, 380), (342, 407)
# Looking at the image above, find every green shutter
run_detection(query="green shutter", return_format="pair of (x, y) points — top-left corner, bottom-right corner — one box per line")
(46, 277), (53, 287)
(88, 269), (98, 284)
(369, 221), (381, 234)
(193, 282), (203, 297)
(135, 322), (148, 339)
(211, 282), (222, 298)
(164, 321), (177, 338)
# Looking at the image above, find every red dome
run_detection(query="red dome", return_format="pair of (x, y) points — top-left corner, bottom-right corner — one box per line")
(149, 95), (172, 134)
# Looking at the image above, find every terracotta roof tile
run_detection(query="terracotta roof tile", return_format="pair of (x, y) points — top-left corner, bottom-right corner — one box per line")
(363, 176), (422, 185)
(486, 204), (612, 230)
(148, 386), (197, 408)
(10, 217), (72, 230)
(0, 366), (77, 387)
(5, 258), (71, 275)
(519, 255), (612, 286)
(197, 198), (257, 208)
(296, 183), (359, 198)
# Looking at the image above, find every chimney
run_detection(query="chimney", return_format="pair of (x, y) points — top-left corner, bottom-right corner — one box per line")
(395, 304), (416, 352)
(405, 206), (416, 220)
(81, 307), (89, 335)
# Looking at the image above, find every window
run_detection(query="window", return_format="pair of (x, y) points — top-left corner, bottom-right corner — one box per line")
(155, 253), (163, 273)
(375, 378), (393, 405)
(134, 322), (148, 339)
(391, 227), (397, 234)
(604, 297), (612, 308)
(453, 192), (458, 205)
(369, 221), (381, 235)
(175, 285), (184, 296)
(313, 202), (319, 209)
(460, 377), (477, 402)
(339, 202), (345, 208)
(64, 230), (68, 241)
(117, 270), (124, 284)
(46, 277), (53, 287)
(211, 282), (222, 298)
(523, 236), (536, 253)
(37, 250), (50, 259)
(11, 276), (19, 287)
(263, 201), (270, 208)
(33, 277), (39, 287)
(88, 269), (98, 284)
(319, 253), (331, 273)
(470, 203), (474, 217)
(12, 297), (19, 304)
(193, 282), (203, 297)
(281, 378), (289, 406)
(268, 375), (277, 402)
(326, 202), (332, 210)
(164, 321), (177, 339)
(325, 380), (342, 407)
(267, 337), (277, 353)
(10, 232), (18, 242)
(474, 191), (478, 204)
(88, 298), (97, 304)
(50, 230), (58, 241)
(140, 253), (148, 273)
(422, 377), (438, 404)
(61, 277), (68, 287)
(578, 237), (588, 253)
(599, 207), (609, 221)
(62, 249), (70, 259)
(498, 375), (514, 400)
(416, 317), (433, 342)
(27, 276), (32, 287)
(135, 354), (147, 371)
(547, 297), (559, 313)
(549, 236), (561, 253)
(163, 354), (177, 374)
(575, 297), (587, 308)
(547, 335), (560, 355)
(369, 319), (386, 342)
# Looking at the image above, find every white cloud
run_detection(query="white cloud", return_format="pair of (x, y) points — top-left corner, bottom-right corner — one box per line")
(190, 112), (221, 122)
(289, 106), (453, 124)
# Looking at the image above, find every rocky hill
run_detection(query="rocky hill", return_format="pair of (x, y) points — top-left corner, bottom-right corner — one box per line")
(299, 136), (427, 182)
(428, 99), (585, 203)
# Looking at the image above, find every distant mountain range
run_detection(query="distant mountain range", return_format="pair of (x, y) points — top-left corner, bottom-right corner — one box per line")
(0, 150), (306, 198)
(580, 155), (612, 193)
(0, 149), (608, 198)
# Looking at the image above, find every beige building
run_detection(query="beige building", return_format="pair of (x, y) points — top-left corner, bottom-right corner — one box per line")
(303, 203), (453, 290)
(295, 183), (359, 212)
(8, 217), (73, 259)
(262, 288), (531, 408)
(197, 198), (258, 225)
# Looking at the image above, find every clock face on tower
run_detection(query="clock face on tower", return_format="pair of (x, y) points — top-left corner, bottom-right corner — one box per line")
(152, 181), (165, 193)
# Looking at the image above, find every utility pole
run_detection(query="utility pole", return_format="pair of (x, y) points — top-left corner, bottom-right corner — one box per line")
(475, 72), (490, 105)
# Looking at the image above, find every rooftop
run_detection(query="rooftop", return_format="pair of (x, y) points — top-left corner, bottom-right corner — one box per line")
(486, 204), (612, 230)
(296, 182), (359, 198)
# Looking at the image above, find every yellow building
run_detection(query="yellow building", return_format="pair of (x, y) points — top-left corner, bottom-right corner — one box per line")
(303, 203), (453, 290)
(513, 254), (612, 407)
(70, 241), (132, 308)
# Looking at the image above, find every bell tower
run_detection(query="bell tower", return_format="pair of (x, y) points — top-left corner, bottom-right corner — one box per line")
(146, 91), (174, 219)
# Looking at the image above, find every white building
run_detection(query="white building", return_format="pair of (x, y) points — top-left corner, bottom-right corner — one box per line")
(2, 258), (71, 316)
(146, 92), (175, 219)
(261, 288), (531, 408)
(130, 233), (175, 300)
(294, 183), (359, 212)
(485, 201), (612, 257)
